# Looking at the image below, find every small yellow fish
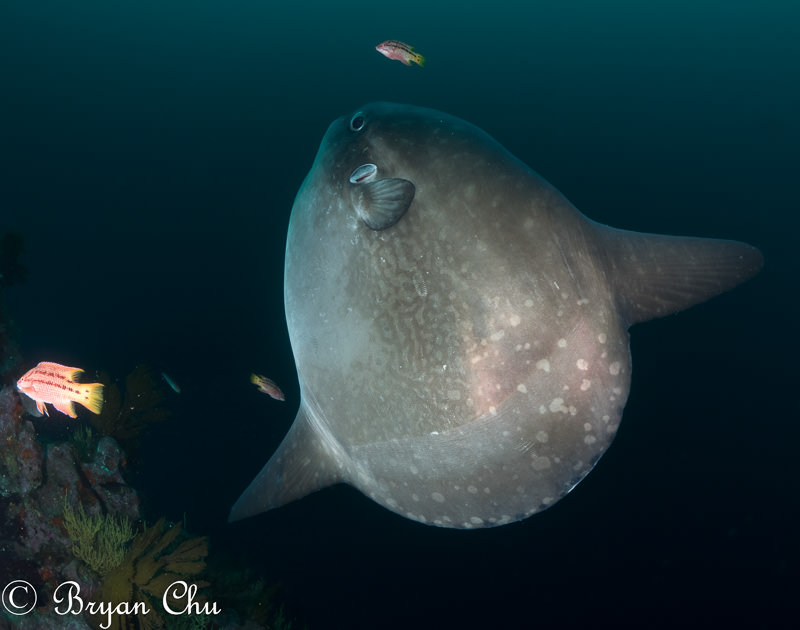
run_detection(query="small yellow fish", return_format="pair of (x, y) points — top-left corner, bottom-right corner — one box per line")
(376, 40), (425, 67)
(16, 361), (104, 418)
(250, 373), (285, 401)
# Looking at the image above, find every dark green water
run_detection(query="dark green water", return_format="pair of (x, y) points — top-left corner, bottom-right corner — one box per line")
(2, 1), (797, 628)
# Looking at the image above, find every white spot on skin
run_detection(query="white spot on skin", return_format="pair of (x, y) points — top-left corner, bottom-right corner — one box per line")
(584, 435), (597, 445)
(536, 359), (550, 372)
(468, 485), (478, 494)
(490, 330), (505, 341)
(509, 314), (521, 327)
(598, 333), (607, 344)
(549, 398), (568, 413)
(470, 516), (484, 525)
(409, 465), (419, 475)
(531, 455), (551, 470)
(517, 384), (528, 393)
(539, 405), (547, 414)
(580, 379), (591, 391)
(535, 430), (548, 443)
(584, 423), (592, 431)
(432, 492), (445, 503)
(609, 361), (621, 375)
(557, 338), (567, 348)
(525, 299), (534, 307)
(489, 406), (497, 415)
(577, 358), (589, 371)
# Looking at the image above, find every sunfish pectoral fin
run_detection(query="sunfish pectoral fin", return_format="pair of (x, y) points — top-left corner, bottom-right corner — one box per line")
(228, 404), (345, 522)
(354, 177), (415, 230)
(595, 223), (763, 326)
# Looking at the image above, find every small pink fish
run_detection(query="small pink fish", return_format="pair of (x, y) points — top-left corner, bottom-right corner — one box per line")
(17, 361), (104, 418)
(250, 373), (285, 401)
(376, 40), (425, 67)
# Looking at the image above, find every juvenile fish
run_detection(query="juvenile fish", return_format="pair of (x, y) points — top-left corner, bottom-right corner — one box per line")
(376, 40), (425, 67)
(17, 361), (104, 418)
(250, 373), (285, 401)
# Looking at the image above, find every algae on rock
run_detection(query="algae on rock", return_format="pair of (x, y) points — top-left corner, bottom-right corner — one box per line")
(62, 494), (135, 575)
(88, 518), (210, 630)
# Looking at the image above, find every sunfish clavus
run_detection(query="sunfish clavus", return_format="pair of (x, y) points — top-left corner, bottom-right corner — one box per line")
(230, 102), (762, 529)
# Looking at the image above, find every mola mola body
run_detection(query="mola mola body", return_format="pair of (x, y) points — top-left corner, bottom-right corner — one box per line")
(230, 103), (761, 529)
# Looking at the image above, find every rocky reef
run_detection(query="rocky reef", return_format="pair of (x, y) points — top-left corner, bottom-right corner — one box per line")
(0, 239), (294, 629)
(0, 383), (288, 630)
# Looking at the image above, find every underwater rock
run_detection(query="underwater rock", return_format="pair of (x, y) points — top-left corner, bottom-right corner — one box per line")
(0, 386), (42, 497)
(80, 437), (140, 520)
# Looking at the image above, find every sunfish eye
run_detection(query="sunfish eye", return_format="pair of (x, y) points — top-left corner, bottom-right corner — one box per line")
(349, 112), (366, 132)
(349, 163), (378, 184)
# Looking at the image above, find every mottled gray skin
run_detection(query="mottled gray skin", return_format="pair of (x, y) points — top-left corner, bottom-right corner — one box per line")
(230, 102), (761, 528)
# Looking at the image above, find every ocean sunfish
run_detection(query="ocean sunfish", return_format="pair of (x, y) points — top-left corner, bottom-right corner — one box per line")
(230, 102), (762, 529)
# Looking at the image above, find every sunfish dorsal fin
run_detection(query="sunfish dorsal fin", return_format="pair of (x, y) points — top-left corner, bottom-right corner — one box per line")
(228, 404), (345, 522)
(596, 224), (763, 326)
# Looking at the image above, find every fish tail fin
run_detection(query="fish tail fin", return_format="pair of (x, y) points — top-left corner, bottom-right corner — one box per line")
(79, 382), (105, 415)
(414, 53), (425, 67)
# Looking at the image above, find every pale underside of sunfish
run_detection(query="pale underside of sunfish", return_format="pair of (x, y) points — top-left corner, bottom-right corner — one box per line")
(230, 102), (762, 529)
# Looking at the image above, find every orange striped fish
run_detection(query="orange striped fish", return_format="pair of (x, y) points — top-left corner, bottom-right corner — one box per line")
(376, 40), (425, 67)
(16, 361), (104, 418)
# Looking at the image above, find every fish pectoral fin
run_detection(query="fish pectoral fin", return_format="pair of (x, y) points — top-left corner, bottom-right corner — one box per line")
(35, 400), (49, 417)
(355, 177), (415, 230)
(52, 400), (77, 418)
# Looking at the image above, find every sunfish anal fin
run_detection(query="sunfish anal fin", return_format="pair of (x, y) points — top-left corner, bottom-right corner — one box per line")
(229, 404), (345, 522)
